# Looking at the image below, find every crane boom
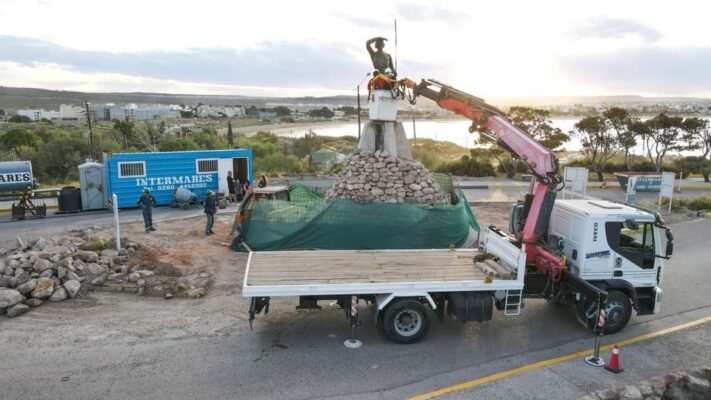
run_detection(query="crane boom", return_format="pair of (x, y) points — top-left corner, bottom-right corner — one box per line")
(410, 78), (567, 280)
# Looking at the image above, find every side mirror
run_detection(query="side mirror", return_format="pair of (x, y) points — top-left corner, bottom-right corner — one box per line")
(665, 228), (674, 257)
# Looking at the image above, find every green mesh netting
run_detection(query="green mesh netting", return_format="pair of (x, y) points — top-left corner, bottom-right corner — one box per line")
(233, 173), (480, 251)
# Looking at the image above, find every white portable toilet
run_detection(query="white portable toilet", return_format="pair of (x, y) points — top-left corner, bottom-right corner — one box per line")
(78, 160), (107, 210)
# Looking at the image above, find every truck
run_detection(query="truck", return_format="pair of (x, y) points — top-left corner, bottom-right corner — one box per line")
(242, 79), (674, 344)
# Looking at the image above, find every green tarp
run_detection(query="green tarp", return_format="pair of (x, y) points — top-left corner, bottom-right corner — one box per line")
(233, 175), (479, 251)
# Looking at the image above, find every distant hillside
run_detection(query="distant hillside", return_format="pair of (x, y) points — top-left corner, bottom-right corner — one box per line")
(0, 86), (358, 111)
(2, 86), (708, 112)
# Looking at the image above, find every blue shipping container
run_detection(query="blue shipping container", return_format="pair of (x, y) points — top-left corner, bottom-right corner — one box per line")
(104, 149), (253, 208)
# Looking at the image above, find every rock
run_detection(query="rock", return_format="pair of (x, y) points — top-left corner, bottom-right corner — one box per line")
(0, 288), (22, 308)
(16, 278), (37, 296)
(90, 274), (107, 285)
(87, 263), (107, 276)
(137, 270), (155, 278)
(64, 271), (80, 282)
(100, 249), (119, 257)
(0, 275), (10, 287)
(49, 287), (67, 301)
(618, 386), (642, 400)
(55, 257), (73, 269)
(39, 269), (54, 278)
(137, 279), (146, 287)
(9, 259), (21, 269)
(63, 280), (81, 298)
(579, 395), (601, 400)
(187, 288), (207, 298)
(31, 277), (54, 299)
(198, 273), (209, 279)
(595, 388), (619, 400)
(128, 272), (140, 283)
(33, 237), (48, 250)
(13, 270), (31, 285)
(165, 292), (173, 299)
(6, 303), (29, 317)
(684, 375), (710, 393)
(25, 298), (42, 307)
(118, 248), (128, 256)
(45, 245), (71, 257)
(77, 251), (99, 263)
(57, 266), (68, 280)
(107, 272), (125, 281)
(32, 258), (52, 273)
(15, 236), (26, 250)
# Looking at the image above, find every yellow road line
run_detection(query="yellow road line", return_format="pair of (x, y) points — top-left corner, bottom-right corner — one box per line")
(409, 315), (711, 400)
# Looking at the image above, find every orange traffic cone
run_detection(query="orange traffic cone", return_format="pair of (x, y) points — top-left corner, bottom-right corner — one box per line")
(605, 344), (624, 373)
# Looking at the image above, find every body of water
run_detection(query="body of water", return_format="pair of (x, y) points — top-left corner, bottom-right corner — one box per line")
(272, 116), (706, 156)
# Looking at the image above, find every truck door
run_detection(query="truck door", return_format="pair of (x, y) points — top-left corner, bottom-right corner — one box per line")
(605, 221), (658, 286)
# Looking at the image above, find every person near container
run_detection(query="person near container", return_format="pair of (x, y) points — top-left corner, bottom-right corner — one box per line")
(137, 188), (157, 233)
(204, 190), (217, 235)
(242, 180), (251, 194)
(227, 171), (236, 203)
(258, 174), (268, 188)
(235, 178), (244, 201)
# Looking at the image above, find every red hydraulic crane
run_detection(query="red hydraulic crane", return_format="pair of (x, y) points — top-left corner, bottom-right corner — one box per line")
(411, 79), (567, 281)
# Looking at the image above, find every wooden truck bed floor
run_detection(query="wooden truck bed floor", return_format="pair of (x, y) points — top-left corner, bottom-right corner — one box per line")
(244, 249), (516, 287)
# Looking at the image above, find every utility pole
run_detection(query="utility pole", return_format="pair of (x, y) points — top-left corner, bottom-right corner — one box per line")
(357, 84), (362, 140)
(84, 101), (96, 160)
(412, 107), (417, 146)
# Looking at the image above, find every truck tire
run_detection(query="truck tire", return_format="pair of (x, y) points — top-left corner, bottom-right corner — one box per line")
(382, 298), (430, 344)
(603, 290), (632, 334)
(577, 290), (632, 334)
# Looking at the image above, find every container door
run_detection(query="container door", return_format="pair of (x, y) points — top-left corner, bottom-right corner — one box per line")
(217, 158), (232, 195)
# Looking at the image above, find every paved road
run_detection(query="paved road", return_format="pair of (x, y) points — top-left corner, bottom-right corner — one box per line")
(0, 213), (709, 399)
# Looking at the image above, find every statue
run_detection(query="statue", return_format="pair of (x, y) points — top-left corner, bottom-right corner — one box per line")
(366, 37), (396, 76)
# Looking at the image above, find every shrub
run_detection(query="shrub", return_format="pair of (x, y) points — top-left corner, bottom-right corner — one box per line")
(662, 196), (711, 211)
(436, 156), (496, 177)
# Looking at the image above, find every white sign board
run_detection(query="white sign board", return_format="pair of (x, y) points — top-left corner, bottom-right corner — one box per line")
(659, 172), (675, 212)
(563, 167), (588, 199)
(626, 176), (638, 206)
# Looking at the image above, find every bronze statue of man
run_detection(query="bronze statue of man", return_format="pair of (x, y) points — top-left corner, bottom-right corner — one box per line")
(366, 37), (396, 76)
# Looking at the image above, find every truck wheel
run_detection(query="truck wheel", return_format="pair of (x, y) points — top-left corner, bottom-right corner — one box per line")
(382, 298), (430, 344)
(603, 290), (632, 334)
(577, 290), (632, 334)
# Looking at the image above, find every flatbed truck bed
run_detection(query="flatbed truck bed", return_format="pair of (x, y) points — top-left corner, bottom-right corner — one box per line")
(243, 232), (528, 344)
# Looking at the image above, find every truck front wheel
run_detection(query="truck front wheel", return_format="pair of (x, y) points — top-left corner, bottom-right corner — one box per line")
(382, 299), (430, 344)
(578, 290), (632, 334)
(604, 290), (632, 334)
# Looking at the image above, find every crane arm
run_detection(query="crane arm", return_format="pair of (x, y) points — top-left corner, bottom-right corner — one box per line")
(413, 79), (558, 184)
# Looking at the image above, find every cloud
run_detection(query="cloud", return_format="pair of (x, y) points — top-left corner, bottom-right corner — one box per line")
(395, 3), (468, 25)
(333, 13), (390, 30)
(569, 16), (662, 43)
(0, 35), (373, 89)
(557, 46), (711, 95)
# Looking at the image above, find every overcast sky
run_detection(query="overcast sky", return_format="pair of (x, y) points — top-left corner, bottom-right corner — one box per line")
(0, 0), (709, 98)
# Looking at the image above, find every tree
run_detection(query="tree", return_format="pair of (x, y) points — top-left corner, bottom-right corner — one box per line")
(308, 107), (334, 119)
(683, 117), (711, 181)
(477, 106), (569, 178)
(113, 119), (135, 150)
(645, 113), (685, 172)
(193, 128), (228, 150)
(132, 121), (165, 152)
(271, 106), (292, 116)
(159, 138), (200, 151)
(227, 119), (234, 147)
(574, 116), (620, 181)
(337, 106), (358, 116)
(8, 115), (32, 123)
(602, 107), (635, 170)
(0, 127), (40, 158)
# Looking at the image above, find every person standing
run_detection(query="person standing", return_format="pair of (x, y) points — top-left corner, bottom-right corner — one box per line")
(227, 171), (236, 203)
(204, 190), (217, 235)
(137, 188), (156, 233)
(258, 174), (268, 188)
(235, 178), (243, 201)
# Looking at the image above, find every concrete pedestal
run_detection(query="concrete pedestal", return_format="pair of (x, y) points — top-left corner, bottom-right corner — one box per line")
(357, 121), (412, 160)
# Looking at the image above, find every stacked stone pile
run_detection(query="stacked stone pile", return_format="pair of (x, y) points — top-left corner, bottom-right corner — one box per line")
(579, 365), (711, 400)
(325, 149), (449, 206)
(0, 235), (141, 318)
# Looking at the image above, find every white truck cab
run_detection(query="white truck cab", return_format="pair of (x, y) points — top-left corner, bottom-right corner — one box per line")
(545, 199), (672, 332)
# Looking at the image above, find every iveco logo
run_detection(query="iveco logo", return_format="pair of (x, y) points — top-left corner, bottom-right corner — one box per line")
(593, 222), (599, 242)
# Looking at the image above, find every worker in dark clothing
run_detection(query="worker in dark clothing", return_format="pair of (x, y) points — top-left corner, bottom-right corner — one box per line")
(235, 178), (243, 201)
(227, 171), (236, 203)
(204, 190), (217, 235)
(258, 175), (268, 188)
(137, 188), (157, 233)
